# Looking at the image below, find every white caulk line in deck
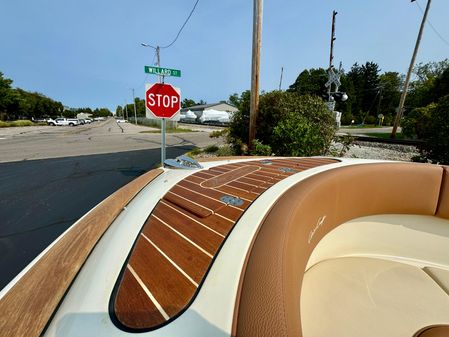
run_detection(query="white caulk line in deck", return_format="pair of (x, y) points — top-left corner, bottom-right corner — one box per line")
(141, 233), (198, 287)
(176, 184), (245, 212)
(183, 177), (255, 203)
(208, 166), (232, 173)
(217, 183), (259, 196)
(250, 172), (282, 181)
(210, 187), (254, 203)
(128, 265), (170, 321)
(152, 214), (214, 258)
(159, 200), (225, 238)
(167, 190), (236, 224)
(196, 171), (216, 177)
(201, 167), (262, 191)
(237, 175), (267, 184)
(237, 176), (272, 188)
(167, 191), (214, 213)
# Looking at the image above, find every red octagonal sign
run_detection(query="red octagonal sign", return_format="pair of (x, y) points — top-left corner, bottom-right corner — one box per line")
(145, 83), (181, 119)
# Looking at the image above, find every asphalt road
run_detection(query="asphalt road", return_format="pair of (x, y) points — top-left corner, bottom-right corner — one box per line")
(0, 119), (221, 290)
(0, 146), (196, 290)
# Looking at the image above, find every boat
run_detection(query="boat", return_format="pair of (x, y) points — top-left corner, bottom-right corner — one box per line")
(0, 156), (448, 337)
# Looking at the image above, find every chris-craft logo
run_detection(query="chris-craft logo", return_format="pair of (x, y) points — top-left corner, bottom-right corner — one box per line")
(308, 215), (326, 244)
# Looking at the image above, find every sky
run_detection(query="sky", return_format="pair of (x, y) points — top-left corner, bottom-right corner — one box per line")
(1, 0), (449, 112)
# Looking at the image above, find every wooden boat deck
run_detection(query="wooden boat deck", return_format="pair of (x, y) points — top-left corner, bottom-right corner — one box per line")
(112, 157), (339, 331)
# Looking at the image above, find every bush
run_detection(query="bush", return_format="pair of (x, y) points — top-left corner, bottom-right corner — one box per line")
(0, 120), (34, 127)
(250, 139), (272, 156)
(204, 145), (219, 153)
(415, 95), (449, 164)
(401, 105), (433, 139)
(364, 115), (376, 125)
(228, 91), (335, 156)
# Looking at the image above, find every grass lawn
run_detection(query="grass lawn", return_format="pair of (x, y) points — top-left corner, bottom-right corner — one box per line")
(361, 132), (406, 140)
(0, 120), (45, 127)
(341, 124), (384, 129)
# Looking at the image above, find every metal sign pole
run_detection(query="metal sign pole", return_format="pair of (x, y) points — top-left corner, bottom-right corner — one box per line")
(155, 46), (166, 168)
(161, 118), (166, 166)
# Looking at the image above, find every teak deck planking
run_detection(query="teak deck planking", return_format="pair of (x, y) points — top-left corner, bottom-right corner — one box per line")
(113, 158), (338, 330)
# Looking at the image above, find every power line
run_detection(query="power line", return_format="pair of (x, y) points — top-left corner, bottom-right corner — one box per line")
(415, 0), (449, 48)
(160, 0), (200, 49)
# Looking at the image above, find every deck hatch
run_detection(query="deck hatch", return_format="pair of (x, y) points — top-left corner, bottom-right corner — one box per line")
(112, 157), (339, 331)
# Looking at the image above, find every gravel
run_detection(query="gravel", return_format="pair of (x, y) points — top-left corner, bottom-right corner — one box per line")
(342, 141), (419, 162)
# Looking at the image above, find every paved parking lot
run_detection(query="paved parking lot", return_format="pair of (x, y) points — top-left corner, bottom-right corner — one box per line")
(0, 118), (220, 163)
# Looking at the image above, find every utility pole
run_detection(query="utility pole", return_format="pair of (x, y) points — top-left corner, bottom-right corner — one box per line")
(279, 66), (284, 91)
(329, 10), (337, 70)
(328, 10), (337, 104)
(124, 100), (128, 120)
(391, 0), (431, 138)
(248, 0), (263, 149)
(132, 88), (137, 125)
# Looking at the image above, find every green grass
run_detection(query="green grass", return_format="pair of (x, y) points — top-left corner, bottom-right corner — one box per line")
(139, 127), (197, 134)
(361, 132), (406, 140)
(341, 124), (383, 129)
(0, 120), (36, 127)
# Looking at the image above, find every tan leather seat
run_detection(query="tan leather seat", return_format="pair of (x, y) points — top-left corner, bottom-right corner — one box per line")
(235, 162), (446, 337)
(436, 166), (449, 219)
(414, 325), (449, 337)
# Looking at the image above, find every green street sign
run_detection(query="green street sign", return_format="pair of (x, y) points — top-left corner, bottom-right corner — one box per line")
(144, 66), (181, 77)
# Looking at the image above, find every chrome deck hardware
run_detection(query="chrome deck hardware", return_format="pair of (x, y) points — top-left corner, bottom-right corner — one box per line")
(164, 155), (203, 169)
(220, 195), (244, 206)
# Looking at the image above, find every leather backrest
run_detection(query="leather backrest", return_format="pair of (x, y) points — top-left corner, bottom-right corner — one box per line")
(235, 163), (444, 337)
(436, 166), (449, 219)
(414, 325), (449, 337)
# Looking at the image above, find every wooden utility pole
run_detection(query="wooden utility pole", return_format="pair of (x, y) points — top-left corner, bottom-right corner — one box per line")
(249, 0), (263, 149)
(132, 88), (137, 125)
(391, 0), (431, 138)
(329, 10), (337, 70)
(279, 66), (284, 91)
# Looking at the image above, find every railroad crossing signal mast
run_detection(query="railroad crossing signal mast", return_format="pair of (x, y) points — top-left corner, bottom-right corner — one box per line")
(325, 11), (347, 115)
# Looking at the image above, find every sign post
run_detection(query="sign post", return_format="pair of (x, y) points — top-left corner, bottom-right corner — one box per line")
(145, 83), (181, 167)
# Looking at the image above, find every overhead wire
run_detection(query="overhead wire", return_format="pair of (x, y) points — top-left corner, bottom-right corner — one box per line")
(126, 1), (200, 108)
(415, 0), (449, 48)
(160, 0), (200, 49)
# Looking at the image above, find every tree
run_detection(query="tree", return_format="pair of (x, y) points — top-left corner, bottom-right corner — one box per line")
(407, 59), (449, 108)
(378, 72), (403, 122)
(0, 72), (19, 120)
(414, 95), (449, 164)
(181, 98), (196, 108)
(116, 105), (123, 117)
(288, 68), (327, 96)
(228, 91), (250, 112)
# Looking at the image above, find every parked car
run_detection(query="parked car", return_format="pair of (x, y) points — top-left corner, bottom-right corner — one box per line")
(116, 118), (127, 123)
(47, 118), (79, 126)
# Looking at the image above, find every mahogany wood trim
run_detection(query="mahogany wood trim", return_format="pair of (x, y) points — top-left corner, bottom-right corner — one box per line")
(0, 168), (163, 337)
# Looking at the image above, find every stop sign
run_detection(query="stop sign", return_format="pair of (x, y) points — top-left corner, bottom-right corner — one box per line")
(145, 83), (181, 119)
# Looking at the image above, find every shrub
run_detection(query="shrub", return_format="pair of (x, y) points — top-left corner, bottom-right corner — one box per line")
(401, 105), (433, 139)
(415, 95), (449, 164)
(0, 120), (34, 127)
(228, 91), (335, 156)
(250, 139), (272, 156)
(364, 115), (376, 125)
(204, 145), (219, 153)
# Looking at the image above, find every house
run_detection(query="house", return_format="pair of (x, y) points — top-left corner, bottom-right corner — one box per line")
(180, 102), (238, 121)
